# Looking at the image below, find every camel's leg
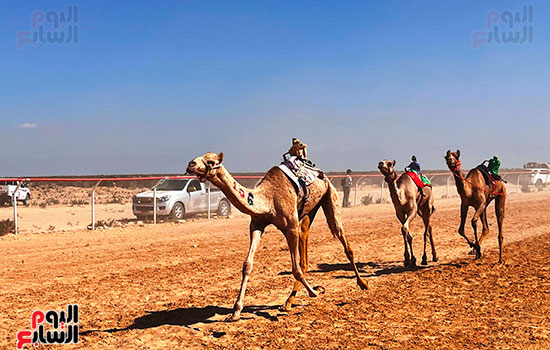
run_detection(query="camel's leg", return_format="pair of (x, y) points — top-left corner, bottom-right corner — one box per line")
(401, 224), (410, 267)
(458, 203), (475, 249)
(428, 224), (437, 262)
(419, 210), (437, 264)
(402, 210), (417, 267)
(284, 223), (318, 297)
(281, 215), (313, 311)
(495, 194), (506, 263)
(471, 205), (485, 259)
(321, 185), (368, 290)
(421, 213), (429, 266)
(477, 207), (490, 245)
(227, 222), (266, 322)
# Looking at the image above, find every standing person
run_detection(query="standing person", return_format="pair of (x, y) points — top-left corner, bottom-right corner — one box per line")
(341, 169), (352, 208)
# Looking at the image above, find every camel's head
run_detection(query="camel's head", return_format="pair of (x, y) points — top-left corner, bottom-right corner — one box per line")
(378, 159), (396, 179)
(186, 152), (224, 182)
(445, 149), (461, 170)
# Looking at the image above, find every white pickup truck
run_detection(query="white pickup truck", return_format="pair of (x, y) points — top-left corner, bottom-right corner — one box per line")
(132, 178), (231, 220)
(0, 182), (31, 206)
(521, 162), (550, 192)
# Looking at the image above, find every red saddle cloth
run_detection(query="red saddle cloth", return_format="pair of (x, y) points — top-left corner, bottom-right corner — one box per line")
(405, 171), (431, 189)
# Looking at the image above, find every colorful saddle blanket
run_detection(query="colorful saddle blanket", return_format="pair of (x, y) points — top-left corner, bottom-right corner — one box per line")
(405, 170), (432, 189)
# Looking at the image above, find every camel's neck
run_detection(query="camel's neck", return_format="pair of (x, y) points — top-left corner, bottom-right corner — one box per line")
(384, 176), (405, 207)
(451, 169), (470, 197)
(209, 166), (266, 216)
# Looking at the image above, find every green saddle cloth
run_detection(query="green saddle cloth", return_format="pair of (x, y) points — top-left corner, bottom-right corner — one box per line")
(410, 169), (432, 186)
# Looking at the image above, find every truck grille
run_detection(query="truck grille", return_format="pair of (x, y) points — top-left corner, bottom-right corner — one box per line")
(136, 197), (153, 204)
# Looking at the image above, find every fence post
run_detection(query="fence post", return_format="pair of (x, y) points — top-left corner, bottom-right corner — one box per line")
(380, 178), (384, 203)
(354, 180), (358, 206)
(91, 180), (102, 230)
(153, 187), (157, 224)
(207, 183), (211, 220)
(152, 178), (164, 225)
(516, 174), (521, 194)
(13, 181), (21, 235)
(446, 175), (451, 198)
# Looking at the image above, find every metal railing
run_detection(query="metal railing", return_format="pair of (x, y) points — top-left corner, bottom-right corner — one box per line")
(0, 169), (539, 234)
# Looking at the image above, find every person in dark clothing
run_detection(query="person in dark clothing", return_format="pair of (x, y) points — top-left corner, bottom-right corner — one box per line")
(341, 169), (352, 208)
(407, 155), (425, 196)
(407, 155), (422, 174)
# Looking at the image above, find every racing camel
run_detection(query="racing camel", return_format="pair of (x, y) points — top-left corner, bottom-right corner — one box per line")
(378, 160), (437, 267)
(186, 152), (368, 321)
(445, 150), (506, 262)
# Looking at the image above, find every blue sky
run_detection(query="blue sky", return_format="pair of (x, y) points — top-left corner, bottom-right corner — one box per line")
(1, 0), (548, 175)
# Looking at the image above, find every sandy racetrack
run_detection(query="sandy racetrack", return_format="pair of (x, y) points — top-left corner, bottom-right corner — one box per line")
(1, 191), (550, 349)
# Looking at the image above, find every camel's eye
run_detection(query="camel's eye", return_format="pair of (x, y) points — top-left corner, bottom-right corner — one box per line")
(207, 160), (215, 166)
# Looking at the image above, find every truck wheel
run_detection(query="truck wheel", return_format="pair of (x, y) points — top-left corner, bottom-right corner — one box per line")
(170, 202), (185, 221)
(536, 179), (544, 191)
(23, 194), (30, 206)
(217, 200), (231, 217)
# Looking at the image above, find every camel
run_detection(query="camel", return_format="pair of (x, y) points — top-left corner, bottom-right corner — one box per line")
(444, 150), (506, 262)
(377, 160), (437, 267)
(186, 152), (368, 321)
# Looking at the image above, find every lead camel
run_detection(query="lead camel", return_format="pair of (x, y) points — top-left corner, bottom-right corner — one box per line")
(186, 152), (368, 321)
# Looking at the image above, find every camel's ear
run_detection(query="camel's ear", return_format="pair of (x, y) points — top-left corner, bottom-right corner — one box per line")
(446, 150), (451, 156)
(456, 149), (461, 158)
(218, 152), (224, 163)
(391, 160), (396, 167)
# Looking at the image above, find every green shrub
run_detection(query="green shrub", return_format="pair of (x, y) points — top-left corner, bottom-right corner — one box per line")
(361, 194), (374, 206)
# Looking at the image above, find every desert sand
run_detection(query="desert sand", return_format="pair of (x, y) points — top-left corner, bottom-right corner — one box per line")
(1, 189), (549, 349)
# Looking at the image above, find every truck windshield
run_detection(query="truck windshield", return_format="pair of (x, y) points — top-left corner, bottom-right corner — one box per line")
(156, 179), (189, 191)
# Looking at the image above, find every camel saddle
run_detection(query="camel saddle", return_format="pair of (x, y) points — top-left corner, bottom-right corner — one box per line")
(279, 156), (324, 200)
(476, 164), (498, 192)
(405, 170), (432, 190)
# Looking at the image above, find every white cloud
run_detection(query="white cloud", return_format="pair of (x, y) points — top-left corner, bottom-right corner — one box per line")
(19, 123), (38, 129)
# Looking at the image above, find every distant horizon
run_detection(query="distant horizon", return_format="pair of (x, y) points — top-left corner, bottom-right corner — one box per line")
(0, 163), (538, 180)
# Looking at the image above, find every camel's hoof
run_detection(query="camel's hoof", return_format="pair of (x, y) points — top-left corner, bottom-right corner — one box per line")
(421, 257), (428, 266)
(313, 286), (326, 294)
(225, 314), (240, 322)
(279, 304), (292, 312)
(409, 257), (417, 268)
(432, 257), (439, 263)
(357, 279), (369, 290)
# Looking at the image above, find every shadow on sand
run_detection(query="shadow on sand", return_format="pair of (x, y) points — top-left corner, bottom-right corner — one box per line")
(278, 260), (448, 279)
(81, 304), (280, 336)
